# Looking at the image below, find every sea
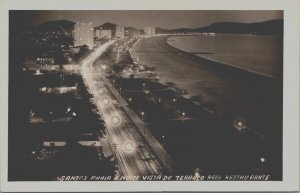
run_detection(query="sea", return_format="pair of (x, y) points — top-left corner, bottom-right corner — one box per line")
(167, 34), (282, 78)
(132, 34), (282, 116)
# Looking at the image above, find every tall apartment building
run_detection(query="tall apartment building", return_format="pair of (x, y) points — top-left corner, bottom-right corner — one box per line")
(95, 30), (112, 39)
(116, 26), (125, 38)
(144, 26), (156, 36)
(74, 22), (94, 48)
(125, 28), (141, 37)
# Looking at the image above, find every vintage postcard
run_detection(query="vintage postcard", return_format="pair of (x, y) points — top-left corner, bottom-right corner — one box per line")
(0, 0), (299, 192)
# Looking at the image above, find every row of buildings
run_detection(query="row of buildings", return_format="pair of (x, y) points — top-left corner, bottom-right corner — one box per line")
(74, 22), (155, 48)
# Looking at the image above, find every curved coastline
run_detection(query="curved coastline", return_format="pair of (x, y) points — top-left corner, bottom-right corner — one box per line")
(166, 36), (278, 79)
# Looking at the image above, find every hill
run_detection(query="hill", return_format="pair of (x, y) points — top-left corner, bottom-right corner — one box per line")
(156, 19), (283, 35)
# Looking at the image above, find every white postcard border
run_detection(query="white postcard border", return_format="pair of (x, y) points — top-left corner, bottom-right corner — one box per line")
(0, 0), (299, 192)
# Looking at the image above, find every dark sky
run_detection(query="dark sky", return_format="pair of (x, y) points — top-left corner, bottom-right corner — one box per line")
(10, 10), (283, 29)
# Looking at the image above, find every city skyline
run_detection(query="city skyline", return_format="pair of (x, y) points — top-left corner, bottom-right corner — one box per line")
(10, 10), (282, 30)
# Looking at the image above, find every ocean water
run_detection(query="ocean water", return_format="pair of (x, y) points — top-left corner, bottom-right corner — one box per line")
(132, 36), (282, 116)
(167, 34), (283, 78)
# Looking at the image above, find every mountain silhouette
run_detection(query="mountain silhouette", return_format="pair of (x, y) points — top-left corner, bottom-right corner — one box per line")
(156, 19), (283, 35)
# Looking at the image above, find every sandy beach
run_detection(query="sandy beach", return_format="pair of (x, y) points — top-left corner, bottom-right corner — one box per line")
(132, 36), (282, 134)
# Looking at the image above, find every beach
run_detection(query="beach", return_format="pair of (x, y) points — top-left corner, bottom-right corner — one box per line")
(131, 35), (282, 133)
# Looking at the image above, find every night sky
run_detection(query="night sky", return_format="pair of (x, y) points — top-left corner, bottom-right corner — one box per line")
(10, 10), (283, 29)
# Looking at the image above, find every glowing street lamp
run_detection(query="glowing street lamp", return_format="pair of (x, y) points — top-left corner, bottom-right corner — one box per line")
(66, 107), (71, 114)
(111, 115), (121, 126)
(128, 97), (132, 102)
(182, 112), (186, 121)
(141, 111), (146, 135)
(233, 117), (247, 132)
(158, 98), (161, 103)
(102, 97), (110, 105)
(173, 98), (176, 102)
(260, 157), (266, 170)
(194, 168), (202, 178)
(100, 64), (107, 70)
(122, 141), (136, 154)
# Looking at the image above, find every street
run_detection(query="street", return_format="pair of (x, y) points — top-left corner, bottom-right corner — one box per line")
(81, 41), (170, 176)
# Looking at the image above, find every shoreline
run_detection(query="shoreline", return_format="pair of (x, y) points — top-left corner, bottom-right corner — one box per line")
(166, 36), (280, 79)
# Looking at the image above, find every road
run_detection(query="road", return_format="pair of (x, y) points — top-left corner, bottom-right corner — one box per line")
(81, 41), (170, 176)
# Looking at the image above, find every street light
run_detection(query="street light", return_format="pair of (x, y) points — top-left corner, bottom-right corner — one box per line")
(260, 157), (266, 170)
(66, 107), (71, 114)
(111, 115), (121, 126)
(29, 109), (35, 117)
(233, 117), (247, 132)
(182, 112), (186, 121)
(194, 168), (202, 178)
(128, 97), (132, 103)
(102, 97), (110, 105)
(122, 140), (136, 154)
(141, 111), (146, 135)
(173, 98), (176, 102)
(100, 64), (107, 70)
(158, 98), (161, 103)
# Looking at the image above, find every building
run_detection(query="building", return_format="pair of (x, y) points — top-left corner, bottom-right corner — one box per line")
(125, 27), (141, 37)
(74, 22), (94, 48)
(95, 29), (112, 39)
(144, 26), (156, 36)
(116, 26), (125, 38)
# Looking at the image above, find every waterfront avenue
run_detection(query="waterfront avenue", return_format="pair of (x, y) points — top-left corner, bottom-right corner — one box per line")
(81, 41), (172, 176)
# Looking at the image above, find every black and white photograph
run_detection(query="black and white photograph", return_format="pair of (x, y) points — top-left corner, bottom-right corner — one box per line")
(1, 0), (299, 192)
